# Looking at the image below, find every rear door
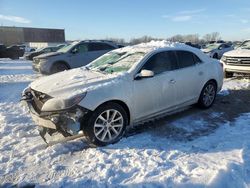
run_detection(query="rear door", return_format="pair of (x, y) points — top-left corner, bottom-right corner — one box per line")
(132, 51), (179, 121)
(174, 50), (206, 106)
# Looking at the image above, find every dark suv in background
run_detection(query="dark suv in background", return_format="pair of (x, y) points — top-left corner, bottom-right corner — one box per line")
(0, 44), (25, 59)
(25, 45), (65, 60)
(32, 40), (121, 74)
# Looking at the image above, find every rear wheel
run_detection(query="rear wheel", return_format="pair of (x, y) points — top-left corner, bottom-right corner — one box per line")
(10, 54), (19, 60)
(224, 71), (233, 78)
(84, 102), (128, 146)
(198, 81), (217, 109)
(51, 63), (69, 74)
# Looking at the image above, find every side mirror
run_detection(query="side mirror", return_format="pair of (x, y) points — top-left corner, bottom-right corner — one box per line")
(71, 48), (78, 54)
(135, 69), (154, 80)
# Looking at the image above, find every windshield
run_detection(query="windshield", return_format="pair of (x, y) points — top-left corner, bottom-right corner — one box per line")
(36, 47), (46, 52)
(87, 51), (146, 74)
(57, 43), (75, 53)
(239, 41), (250, 50)
(204, 44), (220, 50)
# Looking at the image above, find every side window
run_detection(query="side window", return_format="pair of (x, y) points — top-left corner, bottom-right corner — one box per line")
(193, 54), (202, 64)
(99, 43), (115, 50)
(141, 51), (178, 75)
(72, 43), (88, 53)
(43, 48), (51, 53)
(176, 51), (196, 68)
(51, 47), (57, 52)
(219, 44), (225, 49)
(88, 43), (115, 51)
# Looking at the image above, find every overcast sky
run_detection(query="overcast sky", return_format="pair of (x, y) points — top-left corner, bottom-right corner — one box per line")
(0, 0), (250, 41)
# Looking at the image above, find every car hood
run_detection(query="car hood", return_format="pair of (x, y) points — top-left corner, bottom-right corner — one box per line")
(36, 51), (64, 59)
(224, 49), (250, 57)
(30, 68), (118, 98)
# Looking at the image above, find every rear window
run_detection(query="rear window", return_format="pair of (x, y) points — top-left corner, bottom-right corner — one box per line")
(142, 51), (178, 75)
(176, 51), (196, 68)
(88, 43), (115, 51)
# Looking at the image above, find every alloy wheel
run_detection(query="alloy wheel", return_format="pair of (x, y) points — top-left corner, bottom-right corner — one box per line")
(94, 109), (124, 142)
(202, 84), (215, 107)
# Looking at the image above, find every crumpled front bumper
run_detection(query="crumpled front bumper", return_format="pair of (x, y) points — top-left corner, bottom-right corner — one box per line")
(21, 88), (89, 143)
(24, 99), (58, 129)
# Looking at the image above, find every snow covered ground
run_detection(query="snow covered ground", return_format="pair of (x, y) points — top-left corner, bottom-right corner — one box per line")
(0, 58), (250, 187)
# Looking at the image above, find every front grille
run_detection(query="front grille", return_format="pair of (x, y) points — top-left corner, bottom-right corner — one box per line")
(31, 90), (51, 113)
(225, 57), (250, 66)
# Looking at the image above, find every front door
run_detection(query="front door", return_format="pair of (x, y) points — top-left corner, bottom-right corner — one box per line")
(132, 51), (179, 122)
(69, 43), (91, 68)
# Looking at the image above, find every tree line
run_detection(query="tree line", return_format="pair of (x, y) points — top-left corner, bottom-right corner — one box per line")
(106, 32), (222, 45)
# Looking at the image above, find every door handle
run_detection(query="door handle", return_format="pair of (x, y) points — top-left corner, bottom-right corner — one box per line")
(169, 79), (176, 84)
(199, 71), (204, 76)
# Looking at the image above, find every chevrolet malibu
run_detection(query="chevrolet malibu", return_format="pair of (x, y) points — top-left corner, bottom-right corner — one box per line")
(22, 41), (223, 146)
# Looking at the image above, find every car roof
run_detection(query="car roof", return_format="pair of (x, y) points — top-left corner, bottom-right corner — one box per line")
(111, 40), (212, 63)
(112, 40), (202, 54)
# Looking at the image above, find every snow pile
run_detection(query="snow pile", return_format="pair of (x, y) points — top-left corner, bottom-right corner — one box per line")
(219, 77), (250, 96)
(0, 59), (250, 187)
(114, 40), (193, 54)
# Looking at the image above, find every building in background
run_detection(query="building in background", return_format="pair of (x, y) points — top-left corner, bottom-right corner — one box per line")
(0, 26), (65, 48)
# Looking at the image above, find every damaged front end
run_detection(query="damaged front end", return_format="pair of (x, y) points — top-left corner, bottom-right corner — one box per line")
(21, 87), (89, 145)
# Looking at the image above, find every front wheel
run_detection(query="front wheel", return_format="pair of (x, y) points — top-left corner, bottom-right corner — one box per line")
(84, 102), (128, 146)
(198, 81), (217, 109)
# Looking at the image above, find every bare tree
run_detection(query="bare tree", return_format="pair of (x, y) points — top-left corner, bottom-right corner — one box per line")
(129, 35), (163, 45)
(211, 32), (221, 41)
(203, 32), (221, 42)
(105, 38), (125, 45)
(168, 35), (184, 42)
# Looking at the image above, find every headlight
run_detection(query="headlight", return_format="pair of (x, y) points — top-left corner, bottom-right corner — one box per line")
(41, 92), (87, 112)
(39, 59), (48, 68)
(221, 56), (227, 62)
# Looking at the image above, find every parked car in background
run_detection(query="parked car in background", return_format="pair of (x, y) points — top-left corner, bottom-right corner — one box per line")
(216, 40), (225, 44)
(0, 44), (25, 59)
(25, 46), (62, 60)
(184, 42), (201, 49)
(22, 41), (223, 146)
(56, 44), (68, 49)
(232, 41), (243, 49)
(221, 40), (250, 78)
(32, 40), (120, 74)
(202, 43), (234, 59)
(0, 44), (6, 58)
(25, 46), (36, 53)
(117, 44), (125, 48)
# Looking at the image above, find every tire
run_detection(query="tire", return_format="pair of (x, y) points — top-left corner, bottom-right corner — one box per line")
(198, 81), (217, 109)
(51, 63), (69, 74)
(212, 53), (218, 59)
(224, 71), (233, 78)
(84, 102), (128, 147)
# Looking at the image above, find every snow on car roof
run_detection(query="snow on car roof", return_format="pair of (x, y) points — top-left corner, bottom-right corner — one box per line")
(113, 40), (198, 54)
